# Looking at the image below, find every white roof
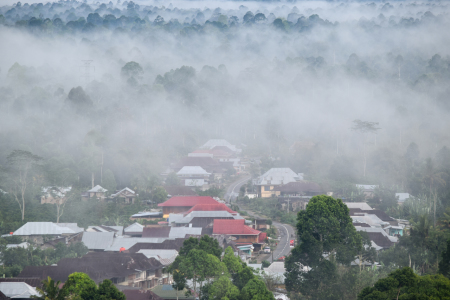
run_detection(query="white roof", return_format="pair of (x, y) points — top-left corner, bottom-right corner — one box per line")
(263, 262), (286, 283)
(184, 179), (205, 187)
(13, 222), (81, 236)
(201, 139), (239, 152)
(177, 166), (210, 175)
(82, 232), (115, 250)
(256, 168), (300, 186)
(88, 185), (107, 193)
(86, 225), (123, 236)
(176, 211), (242, 224)
(169, 227), (202, 238)
(345, 202), (373, 210)
(356, 184), (378, 191)
(111, 187), (135, 198)
(395, 193), (410, 202)
(355, 226), (398, 243)
(6, 242), (30, 249)
(56, 223), (84, 233)
(41, 186), (72, 197)
(104, 237), (171, 251)
(0, 282), (39, 298)
(168, 214), (184, 225)
(124, 222), (144, 233)
(351, 214), (388, 227)
(137, 249), (179, 259)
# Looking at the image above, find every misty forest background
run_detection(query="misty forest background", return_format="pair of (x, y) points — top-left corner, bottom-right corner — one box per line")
(1, 0), (450, 278)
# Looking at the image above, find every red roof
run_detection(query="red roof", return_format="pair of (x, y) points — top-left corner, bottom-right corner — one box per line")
(158, 196), (218, 207)
(213, 219), (261, 235)
(185, 203), (237, 214)
(258, 232), (267, 243)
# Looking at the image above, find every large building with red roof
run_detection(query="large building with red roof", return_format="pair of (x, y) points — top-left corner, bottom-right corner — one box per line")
(158, 196), (218, 217)
(213, 219), (267, 246)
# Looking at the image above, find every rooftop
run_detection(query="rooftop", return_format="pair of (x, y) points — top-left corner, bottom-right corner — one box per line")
(256, 168), (301, 186)
(81, 232), (115, 250)
(200, 139), (239, 152)
(13, 222), (83, 236)
(122, 289), (164, 300)
(111, 187), (136, 198)
(158, 196), (218, 207)
(0, 282), (39, 299)
(176, 166), (210, 176)
(124, 222), (145, 233)
(185, 203), (236, 214)
(213, 219), (261, 235)
(87, 185), (107, 193)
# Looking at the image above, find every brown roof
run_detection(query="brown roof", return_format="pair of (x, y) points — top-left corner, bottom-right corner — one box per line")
(18, 253), (162, 283)
(128, 238), (186, 253)
(142, 227), (171, 238)
(366, 232), (394, 248)
(163, 186), (198, 196)
(273, 181), (322, 193)
(122, 289), (164, 300)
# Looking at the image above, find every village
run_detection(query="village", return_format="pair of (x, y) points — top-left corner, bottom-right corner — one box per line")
(0, 139), (411, 300)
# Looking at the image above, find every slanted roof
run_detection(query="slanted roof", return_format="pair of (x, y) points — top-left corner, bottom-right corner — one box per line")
(81, 232), (115, 250)
(137, 249), (178, 260)
(355, 226), (398, 248)
(158, 196), (218, 207)
(185, 203), (236, 214)
(6, 242), (30, 249)
(142, 227), (171, 238)
(104, 238), (170, 251)
(176, 166), (210, 176)
(56, 223), (84, 233)
(13, 222), (79, 236)
(122, 289), (164, 300)
(256, 168), (300, 186)
(200, 139), (238, 152)
(132, 212), (163, 218)
(0, 278), (42, 288)
(273, 181), (322, 193)
(176, 211), (240, 224)
(87, 225), (123, 236)
(124, 222), (144, 233)
(213, 219), (261, 235)
(0, 282), (39, 298)
(344, 202), (373, 210)
(87, 185), (107, 193)
(127, 239), (186, 253)
(169, 227), (202, 238)
(111, 187), (136, 198)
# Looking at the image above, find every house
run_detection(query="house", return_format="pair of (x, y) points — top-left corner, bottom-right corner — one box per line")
(17, 252), (164, 289)
(344, 202), (374, 211)
(41, 186), (72, 204)
(176, 166), (211, 189)
(255, 168), (303, 198)
(137, 249), (178, 266)
(151, 285), (195, 300)
(12, 222), (84, 245)
(142, 227), (202, 238)
(104, 238), (171, 252)
(384, 225), (404, 237)
(350, 208), (398, 227)
(127, 239), (186, 253)
(111, 187), (137, 204)
(273, 181), (322, 197)
(86, 225), (124, 236)
(0, 282), (39, 299)
(81, 232), (115, 251)
(355, 185), (378, 199)
(158, 196), (219, 217)
(124, 223), (145, 237)
(172, 157), (223, 178)
(249, 218), (271, 231)
(213, 219), (266, 251)
(122, 289), (164, 300)
(171, 211), (242, 228)
(0, 279), (42, 288)
(396, 193), (410, 204)
(199, 139), (241, 153)
(82, 185), (107, 201)
(355, 226), (398, 250)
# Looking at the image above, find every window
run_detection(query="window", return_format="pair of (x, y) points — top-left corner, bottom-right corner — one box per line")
(264, 186), (271, 191)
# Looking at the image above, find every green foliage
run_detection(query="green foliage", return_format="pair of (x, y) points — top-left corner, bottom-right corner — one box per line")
(152, 186), (168, 204)
(59, 272), (98, 300)
(439, 239), (450, 278)
(121, 61), (144, 80)
(165, 172), (181, 186)
(261, 260), (271, 268)
(197, 187), (224, 198)
(97, 279), (126, 300)
(358, 267), (450, 300)
(34, 276), (62, 300)
(240, 279), (275, 300)
(223, 247), (243, 274)
(208, 276), (240, 300)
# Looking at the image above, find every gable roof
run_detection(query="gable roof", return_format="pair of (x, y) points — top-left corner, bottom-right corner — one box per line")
(200, 139), (238, 152)
(122, 289), (164, 300)
(176, 166), (210, 176)
(111, 187), (136, 198)
(256, 168), (300, 186)
(213, 219), (261, 235)
(272, 181), (322, 193)
(136, 249), (178, 260)
(0, 282), (39, 299)
(158, 196), (218, 207)
(87, 185), (107, 193)
(87, 225), (123, 236)
(185, 203), (236, 214)
(13, 222), (81, 236)
(81, 232), (115, 250)
(124, 222), (144, 233)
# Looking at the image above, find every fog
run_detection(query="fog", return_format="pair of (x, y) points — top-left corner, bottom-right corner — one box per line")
(0, 0), (449, 187)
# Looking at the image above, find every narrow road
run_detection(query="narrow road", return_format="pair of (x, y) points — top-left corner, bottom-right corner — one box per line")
(225, 175), (251, 203)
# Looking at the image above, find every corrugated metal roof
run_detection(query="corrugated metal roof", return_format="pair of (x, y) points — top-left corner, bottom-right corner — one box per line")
(0, 282), (39, 298)
(56, 223), (84, 233)
(177, 166), (210, 175)
(13, 222), (79, 236)
(256, 168), (300, 186)
(213, 219), (261, 235)
(81, 232), (115, 250)
(104, 237), (172, 251)
(137, 249), (178, 259)
(124, 222), (144, 233)
(344, 202), (373, 210)
(169, 227), (202, 238)
(87, 185), (107, 193)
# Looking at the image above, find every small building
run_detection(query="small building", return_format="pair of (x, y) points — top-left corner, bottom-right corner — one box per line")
(0, 282), (39, 299)
(273, 181), (322, 197)
(122, 289), (165, 300)
(111, 187), (137, 204)
(213, 219), (266, 251)
(255, 168), (303, 198)
(81, 231), (115, 251)
(82, 185), (107, 201)
(41, 187), (72, 204)
(124, 223), (145, 237)
(158, 196), (219, 218)
(176, 166), (211, 189)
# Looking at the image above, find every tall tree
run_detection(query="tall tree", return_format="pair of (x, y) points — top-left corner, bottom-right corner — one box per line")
(35, 276), (62, 300)
(3, 150), (43, 221)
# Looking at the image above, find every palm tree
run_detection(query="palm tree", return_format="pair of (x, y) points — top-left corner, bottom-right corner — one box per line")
(33, 276), (61, 300)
